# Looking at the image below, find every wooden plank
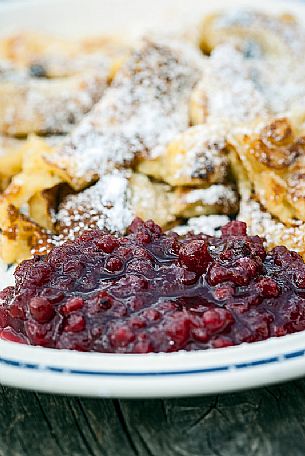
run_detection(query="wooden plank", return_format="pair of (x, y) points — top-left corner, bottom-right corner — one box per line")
(0, 386), (135, 456)
(2, 380), (305, 456)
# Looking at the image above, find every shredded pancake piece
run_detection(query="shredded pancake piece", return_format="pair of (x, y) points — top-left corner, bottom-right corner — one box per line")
(46, 38), (204, 189)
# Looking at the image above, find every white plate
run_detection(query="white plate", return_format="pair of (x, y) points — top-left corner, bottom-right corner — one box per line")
(1, 0), (305, 398)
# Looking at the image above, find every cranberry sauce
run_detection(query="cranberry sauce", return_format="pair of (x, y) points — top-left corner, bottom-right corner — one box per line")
(1, 219), (305, 353)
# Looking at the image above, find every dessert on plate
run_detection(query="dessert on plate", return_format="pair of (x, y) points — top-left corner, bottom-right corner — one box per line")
(1, 9), (305, 352)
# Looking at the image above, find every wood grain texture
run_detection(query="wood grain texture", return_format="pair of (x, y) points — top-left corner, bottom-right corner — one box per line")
(1, 379), (305, 456)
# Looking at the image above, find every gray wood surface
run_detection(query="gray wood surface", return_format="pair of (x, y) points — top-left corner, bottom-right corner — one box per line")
(1, 379), (305, 456)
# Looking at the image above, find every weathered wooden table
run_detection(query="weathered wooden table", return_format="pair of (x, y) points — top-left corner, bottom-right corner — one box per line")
(1, 378), (305, 456)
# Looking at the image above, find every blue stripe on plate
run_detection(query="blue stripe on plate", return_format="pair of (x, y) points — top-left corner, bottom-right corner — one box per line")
(284, 349), (305, 359)
(0, 348), (305, 376)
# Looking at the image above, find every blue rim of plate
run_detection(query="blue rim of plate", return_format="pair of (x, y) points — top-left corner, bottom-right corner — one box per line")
(1, 347), (305, 377)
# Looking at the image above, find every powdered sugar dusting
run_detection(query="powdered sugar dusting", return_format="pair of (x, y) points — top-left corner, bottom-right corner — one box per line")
(184, 184), (237, 207)
(239, 197), (305, 255)
(174, 124), (228, 182)
(1, 70), (108, 135)
(5, 10), (305, 265)
(195, 44), (268, 127)
(49, 38), (203, 184)
(193, 43), (305, 131)
(215, 9), (305, 56)
(172, 215), (230, 236)
(57, 170), (133, 240)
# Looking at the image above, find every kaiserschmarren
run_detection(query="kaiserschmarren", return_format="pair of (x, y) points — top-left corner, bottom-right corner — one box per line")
(1, 8), (305, 266)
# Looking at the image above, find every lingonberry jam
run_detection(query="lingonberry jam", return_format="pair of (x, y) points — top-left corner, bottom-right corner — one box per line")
(1, 219), (305, 353)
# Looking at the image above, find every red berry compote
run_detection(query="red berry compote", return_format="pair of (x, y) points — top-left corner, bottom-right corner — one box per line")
(1, 219), (305, 353)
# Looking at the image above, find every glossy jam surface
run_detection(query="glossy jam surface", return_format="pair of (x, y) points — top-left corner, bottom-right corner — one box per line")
(1, 219), (305, 353)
